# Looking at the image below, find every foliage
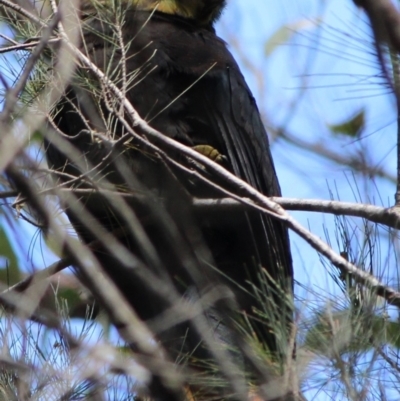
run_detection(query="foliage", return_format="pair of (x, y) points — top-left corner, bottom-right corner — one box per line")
(0, 1), (400, 401)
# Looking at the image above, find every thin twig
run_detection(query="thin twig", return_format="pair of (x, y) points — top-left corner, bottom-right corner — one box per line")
(0, 0), (46, 28)
(276, 127), (396, 183)
(0, 12), (60, 123)
(0, 37), (60, 54)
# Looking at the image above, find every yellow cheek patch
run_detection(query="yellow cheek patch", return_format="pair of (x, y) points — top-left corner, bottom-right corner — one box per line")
(82, 0), (217, 25)
(132, 0), (199, 20)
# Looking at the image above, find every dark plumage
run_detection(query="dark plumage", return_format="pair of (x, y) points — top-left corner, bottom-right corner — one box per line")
(46, 1), (293, 399)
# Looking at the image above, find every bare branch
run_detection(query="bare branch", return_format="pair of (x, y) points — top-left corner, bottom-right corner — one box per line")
(353, 0), (400, 52)
(194, 197), (400, 229)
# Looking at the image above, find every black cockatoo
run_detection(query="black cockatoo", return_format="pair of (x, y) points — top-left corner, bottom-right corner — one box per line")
(45, 0), (294, 399)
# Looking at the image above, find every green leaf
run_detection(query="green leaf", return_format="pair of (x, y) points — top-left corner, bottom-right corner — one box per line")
(328, 109), (365, 138)
(30, 130), (45, 144)
(265, 18), (322, 56)
(0, 225), (21, 286)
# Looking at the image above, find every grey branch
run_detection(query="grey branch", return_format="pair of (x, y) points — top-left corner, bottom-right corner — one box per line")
(193, 197), (400, 229)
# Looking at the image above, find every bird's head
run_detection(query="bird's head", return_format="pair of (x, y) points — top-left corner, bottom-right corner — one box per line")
(133, 0), (227, 26)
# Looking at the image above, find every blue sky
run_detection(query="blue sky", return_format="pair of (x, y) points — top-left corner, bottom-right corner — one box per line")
(218, 1), (398, 399)
(218, 0), (396, 292)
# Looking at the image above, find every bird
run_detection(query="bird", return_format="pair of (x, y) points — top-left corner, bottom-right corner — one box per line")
(45, 0), (294, 399)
